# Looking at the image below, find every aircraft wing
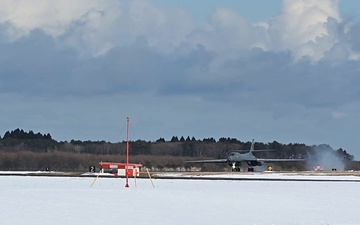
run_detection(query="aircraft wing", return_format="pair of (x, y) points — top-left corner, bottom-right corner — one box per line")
(184, 159), (228, 164)
(251, 149), (275, 152)
(234, 149), (275, 153)
(256, 158), (306, 163)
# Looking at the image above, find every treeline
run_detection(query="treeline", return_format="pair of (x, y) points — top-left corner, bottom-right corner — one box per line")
(2, 128), (52, 140)
(0, 129), (358, 171)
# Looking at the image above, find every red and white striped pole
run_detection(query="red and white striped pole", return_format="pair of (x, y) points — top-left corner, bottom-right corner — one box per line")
(125, 117), (130, 188)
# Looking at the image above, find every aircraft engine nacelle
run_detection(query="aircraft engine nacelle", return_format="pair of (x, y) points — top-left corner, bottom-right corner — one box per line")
(250, 161), (263, 167)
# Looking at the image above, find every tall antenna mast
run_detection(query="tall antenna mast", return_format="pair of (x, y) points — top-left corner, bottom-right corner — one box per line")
(125, 116), (130, 188)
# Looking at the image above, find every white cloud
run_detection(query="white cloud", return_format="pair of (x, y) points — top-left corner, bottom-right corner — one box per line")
(0, 0), (350, 62)
(0, 0), (199, 57)
(130, 2), (196, 54)
(0, 1), (104, 38)
(0, 0), (123, 56)
(209, 8), (270, 53)
(181, 0), (346, 63)
(267, 0), (341, 61)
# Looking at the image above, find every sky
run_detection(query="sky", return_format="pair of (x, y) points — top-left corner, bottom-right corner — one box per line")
(1, 0), (360, 159)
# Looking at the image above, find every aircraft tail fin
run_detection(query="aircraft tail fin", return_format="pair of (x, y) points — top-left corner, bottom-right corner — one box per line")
(250, 139), (255, 152)
(249, 139), (275, 152)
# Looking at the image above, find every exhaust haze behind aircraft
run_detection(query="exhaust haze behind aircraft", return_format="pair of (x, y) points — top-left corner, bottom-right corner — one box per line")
(185, 139), (306, 171)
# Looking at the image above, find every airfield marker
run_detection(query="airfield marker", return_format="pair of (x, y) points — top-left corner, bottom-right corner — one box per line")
(146, 168), (155, 188)
(90, 172), (101, 188)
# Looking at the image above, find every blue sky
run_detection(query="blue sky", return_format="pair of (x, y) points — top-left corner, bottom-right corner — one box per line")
(1, 0), (360, 159)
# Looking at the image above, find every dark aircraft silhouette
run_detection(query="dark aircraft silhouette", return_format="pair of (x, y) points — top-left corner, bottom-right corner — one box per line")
(185, 139), (305, 171)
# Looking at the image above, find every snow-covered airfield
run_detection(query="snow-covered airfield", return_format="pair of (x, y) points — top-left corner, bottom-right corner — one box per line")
(1, 172), (360, 225)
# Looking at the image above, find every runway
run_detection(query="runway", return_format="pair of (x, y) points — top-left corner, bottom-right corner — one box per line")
(1, 170), (360, 182)
(149, 171), (360, 182)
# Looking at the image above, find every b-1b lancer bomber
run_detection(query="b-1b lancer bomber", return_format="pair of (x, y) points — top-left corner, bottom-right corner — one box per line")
(185, 139), (306, 172)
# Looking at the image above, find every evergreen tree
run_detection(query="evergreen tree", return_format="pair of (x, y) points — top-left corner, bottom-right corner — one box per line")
(156, 138), (166, 143)
(3, 131), (10, 139)
(203, 137), (216, 143)
(45, 133), (52, 140)
(29, 130), (35, 139)
(170, 136), (179, 142)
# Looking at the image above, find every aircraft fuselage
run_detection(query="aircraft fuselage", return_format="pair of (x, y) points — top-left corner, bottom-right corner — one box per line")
(227, 151), (263, 168)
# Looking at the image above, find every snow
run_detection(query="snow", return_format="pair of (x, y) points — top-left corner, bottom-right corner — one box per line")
(0, 170), (62, 175)
(1, 174), (360, 225)
(199, 173), (360, 181)
(154, 171), (360, 181)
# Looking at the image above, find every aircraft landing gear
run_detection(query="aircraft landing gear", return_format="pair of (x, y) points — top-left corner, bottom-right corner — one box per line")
(248, 167), (254, 172)
(231, 162), (241, 172)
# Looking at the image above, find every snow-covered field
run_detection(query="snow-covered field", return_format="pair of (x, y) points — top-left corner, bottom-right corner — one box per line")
(1, 175), (359, 225)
